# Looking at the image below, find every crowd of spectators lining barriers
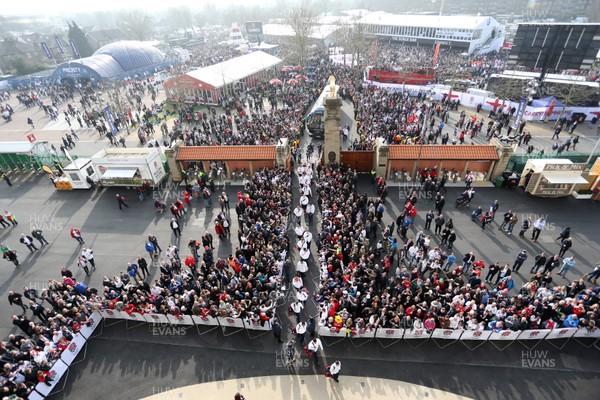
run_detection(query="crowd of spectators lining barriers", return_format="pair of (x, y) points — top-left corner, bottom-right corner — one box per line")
(312, 163), (598, 335)
(1, 168), (291, 398)
(4, 164), (599, 398)
(2, 43), (600, 397)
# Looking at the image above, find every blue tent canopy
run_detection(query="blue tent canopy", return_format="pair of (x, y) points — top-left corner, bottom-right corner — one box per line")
(531, 96), (565, 107)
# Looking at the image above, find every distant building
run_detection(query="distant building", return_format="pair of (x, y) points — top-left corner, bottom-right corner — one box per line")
(358, 12), (505, 55)
(262, 24), (343, 46)
(86, 28), (128, 51)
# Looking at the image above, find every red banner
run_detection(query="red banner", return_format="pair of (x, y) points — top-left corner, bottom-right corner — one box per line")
(432, 43), (441, 65)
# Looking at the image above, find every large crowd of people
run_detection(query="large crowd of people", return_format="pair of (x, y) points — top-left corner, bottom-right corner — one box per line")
(2, 277), (96, 397)
(311, 165), (599, 336)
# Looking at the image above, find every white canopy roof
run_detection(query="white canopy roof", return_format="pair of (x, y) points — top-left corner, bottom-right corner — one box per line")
(102, 168), (138, 178)
(544, 174), (588, 184)
(359, 12), (496, 30)
(184, 51), (282, 90)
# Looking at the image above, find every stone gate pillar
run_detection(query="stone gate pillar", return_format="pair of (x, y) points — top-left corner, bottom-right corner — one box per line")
(322, 76), (342, 166)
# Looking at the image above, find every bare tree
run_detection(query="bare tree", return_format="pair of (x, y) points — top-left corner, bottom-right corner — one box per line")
(286, 7), (317, 67)
(118, 9), (154, 41)
(346, 21), (368, 67)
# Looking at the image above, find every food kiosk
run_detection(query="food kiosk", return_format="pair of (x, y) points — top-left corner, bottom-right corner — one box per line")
(58, 148), (167, 189)
(91, 148), (167, 187)
(519, 159), (588, 197)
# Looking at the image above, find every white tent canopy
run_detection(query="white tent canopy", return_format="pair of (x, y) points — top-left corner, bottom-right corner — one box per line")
(185, 51), (282, 90)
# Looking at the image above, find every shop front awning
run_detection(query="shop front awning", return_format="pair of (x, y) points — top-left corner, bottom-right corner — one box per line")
(544, 174), (588, 184)
(102, 168), (138, 178)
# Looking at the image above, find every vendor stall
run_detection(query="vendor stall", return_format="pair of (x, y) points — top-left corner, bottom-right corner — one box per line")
(91, 148), (167, 187)
(56, 158), (98, 190)
(519, 159), (588, 197)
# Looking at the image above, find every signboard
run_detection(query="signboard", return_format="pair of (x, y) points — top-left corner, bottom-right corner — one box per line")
(517, 329), (551, 340)
(512, 97), (528, 128)
(98, 309), (124, 319)
(375, 328), (404, 340)
(572, 326), (600, 339)
(79, 311), (102, 339)
(27, 134), (37, 143)
(431, 329), (464, 340)
(35, 360), (69, 396)
(244, 318), (271, 331)
(103, 106), (119, 135)
(192, 314), (219, 326)
(245, 21), (263, 35)
(545, 328), (577, 340)
(217, 316), (245, 329)
(403, 328), (432, 340)
(489, 329), (522, 341)
(28, 391), (45, 400)
(70, 39), (80, 58)
(60, 333), (87, 366)
(55, 36), (66, 53)
(167, 314), (195, 326)
(121, 311), (147, 322)
(460, 330), (492, 341)
(143, 313), (170, 324)
(41, 42), (53, 60)
(319, 326), (346, 338)
(543, 163), (586, 172)
(351, 328), (376, 340)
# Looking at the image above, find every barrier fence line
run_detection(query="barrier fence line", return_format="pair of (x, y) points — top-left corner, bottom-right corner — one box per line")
(30, 311), (600, 398)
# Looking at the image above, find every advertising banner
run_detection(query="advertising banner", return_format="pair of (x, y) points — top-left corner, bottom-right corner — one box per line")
(192, 314), (219, 326)
(70, 39), (80, 58)
(103, 106), (119, 135)
(573, 326), (600, 339)
(318, 326), (346, 338)
(121, 311), (147, 322)
(545, 328), (577, 340)
(517, 329), (551, 340)
(351, 327), (376, 340)
(217, 316), (245, 329)
(431, 328), (464, 340)
(167, 314), (195, 326)
(375, 327), (404, 340)
(98, 309), (124, 319)
(489, 330), (522, 341)
(460, 330), (492, 341)
(244, 318), (271, 331)
(78, 311), (102, 339)
(41, 42), (53, 60)
(55, 36), (66, 53)
(403, 328), (432, 340)
(143, 313), (169, 324)
(512, 97), (528, 128)
(60, 333), (87, 366)
(35, 360), (68, 396)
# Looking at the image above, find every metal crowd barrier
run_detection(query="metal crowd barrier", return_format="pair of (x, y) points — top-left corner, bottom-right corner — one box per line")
(317, 324), (600, 352)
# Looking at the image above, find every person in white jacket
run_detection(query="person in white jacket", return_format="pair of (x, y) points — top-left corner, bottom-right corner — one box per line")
(307, 337), (323, 366)
(329, 361), (341, 382)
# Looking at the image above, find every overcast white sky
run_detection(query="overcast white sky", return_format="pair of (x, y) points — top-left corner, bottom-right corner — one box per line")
(3, 0), (274, 16)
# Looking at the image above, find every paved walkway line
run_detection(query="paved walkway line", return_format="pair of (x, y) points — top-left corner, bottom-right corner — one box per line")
(141, 375), (473, 400)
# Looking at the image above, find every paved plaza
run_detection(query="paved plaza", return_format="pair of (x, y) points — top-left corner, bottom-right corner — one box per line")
(1, 89), (599, 400)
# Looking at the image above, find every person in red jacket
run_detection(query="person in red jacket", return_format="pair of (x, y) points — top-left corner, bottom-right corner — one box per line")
(70, 227), (84, 244)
